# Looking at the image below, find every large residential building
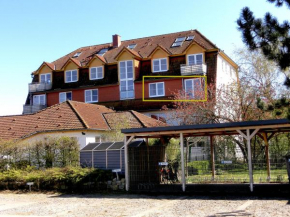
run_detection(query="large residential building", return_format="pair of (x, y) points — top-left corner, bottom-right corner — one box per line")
(23, 30), (238, 123)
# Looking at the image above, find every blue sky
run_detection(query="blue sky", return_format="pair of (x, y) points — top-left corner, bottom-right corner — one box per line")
(0, 0), (289, 115)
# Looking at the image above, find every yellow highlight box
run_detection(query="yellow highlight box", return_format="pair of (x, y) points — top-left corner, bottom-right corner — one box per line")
(142, 75), (207, 102)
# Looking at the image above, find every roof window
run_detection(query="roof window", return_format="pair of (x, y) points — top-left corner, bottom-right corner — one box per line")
(128, 44), (137, 49)
(98, 48), (108, 56)
(171, 37), (186, 47)
(175, 37), (186, 42)
(186, 35), (195, 41)
(72, 52), (81, 58)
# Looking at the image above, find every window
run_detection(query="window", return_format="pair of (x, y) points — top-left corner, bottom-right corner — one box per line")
(40, 73), (51, 83)
(65, 70), (78, 83)
(85, 89), (98, 103)
(119, 60), (134, 100)
(33, 94), (46, 105)
(187, 53), (203, 65)
(90, 67), (103, 80)
(172, 37), (186, 47)
(186, 35), (194, 41)
(184, 78), (203, 99)
(153, 58), (167, 72)
(149, 82), (165, 97)
(72, 52), (81, 58)
(98, 48), (108, 56)
(59, 92), (72, 103)
(128, 44), (136, 49)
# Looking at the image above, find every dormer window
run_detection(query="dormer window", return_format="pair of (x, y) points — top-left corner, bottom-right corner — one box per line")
(172, 37), (186, 47)
(98, 48), (108, 56)
(128, 44), (136, 49)
(90, 67), (103, 80)
(72, 52), (81, 58)
(40, 73), (51, 84)
(153, 58), (168, 72)
(65, 70), (78, 83)
(187, 53), (203, 65)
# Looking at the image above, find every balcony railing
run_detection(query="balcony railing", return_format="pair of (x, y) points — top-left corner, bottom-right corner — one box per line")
(28, 82), (52, 92)
(23, 104), (47, 114)
(180, 64), (207, 75)
(120, 90), (135, 100)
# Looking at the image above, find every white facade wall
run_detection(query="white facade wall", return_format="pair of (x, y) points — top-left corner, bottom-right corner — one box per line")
(216, 54), (237, 87)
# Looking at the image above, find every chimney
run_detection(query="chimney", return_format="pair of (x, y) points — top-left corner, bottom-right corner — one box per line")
(112, 34), (121, 48)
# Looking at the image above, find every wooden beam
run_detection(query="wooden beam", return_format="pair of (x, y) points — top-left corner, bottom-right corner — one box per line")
(180, 133), (186, 192)
(123, 123), (290, 137)
(262, 132), (271, 181)
(210, 136), (215, 180)
(125, 135), (134, 191)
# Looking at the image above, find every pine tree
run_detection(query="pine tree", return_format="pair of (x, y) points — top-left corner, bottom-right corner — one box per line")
(237, 0), (290, 87)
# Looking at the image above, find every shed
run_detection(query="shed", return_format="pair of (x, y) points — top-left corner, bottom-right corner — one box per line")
(80, 140), (144, 173)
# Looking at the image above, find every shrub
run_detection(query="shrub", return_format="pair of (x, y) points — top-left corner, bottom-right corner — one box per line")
(187, 161), (209, 175)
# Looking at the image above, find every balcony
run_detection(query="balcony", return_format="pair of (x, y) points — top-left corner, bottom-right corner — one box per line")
(180, 64), (207, 75)
(23, 104), (47, 114)
(28, 82), (52, 92)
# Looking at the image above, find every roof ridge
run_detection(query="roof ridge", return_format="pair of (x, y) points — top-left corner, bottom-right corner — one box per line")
(66, 101), (89, 129)
(129, 110), (146, 128)
(131, 110), (168, 126)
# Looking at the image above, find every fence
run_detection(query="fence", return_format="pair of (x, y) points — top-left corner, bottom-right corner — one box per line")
(186, 159), (288, 184)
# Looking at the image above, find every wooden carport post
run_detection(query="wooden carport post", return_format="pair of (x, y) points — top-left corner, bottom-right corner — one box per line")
(262, 132), (271, 181)
(180, 133), (186, 192)
(124, 135), (134, 191)
(237, 128), (259, 192)
(210, 136), (215, 180)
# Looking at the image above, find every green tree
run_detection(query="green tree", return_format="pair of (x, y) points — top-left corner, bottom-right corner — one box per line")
(237, 0), (290, 86)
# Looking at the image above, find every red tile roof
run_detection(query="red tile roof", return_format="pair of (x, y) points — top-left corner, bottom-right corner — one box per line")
(0, 101), (167, 141)
(39, 30), (218, 71)
(103, 110), (168, 129)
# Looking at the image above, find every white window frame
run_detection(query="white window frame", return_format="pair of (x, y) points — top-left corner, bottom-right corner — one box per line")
(187, 53), (203, 65)
(33, 94), (46, 105)
(184, 78), (203, 99)
(65, 70), (78, 83)
(119, 60), (135, 100)
(40, 73), (52, 84)
(149, 82), (165, 97)
(59, 92), (72, 103)
(85, 89), (98, 103)
(90, 66), (104, 80)
(152, 58), (168, 73)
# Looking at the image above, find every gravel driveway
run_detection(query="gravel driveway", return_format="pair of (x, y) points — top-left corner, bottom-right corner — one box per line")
(0, 192), (289, 217)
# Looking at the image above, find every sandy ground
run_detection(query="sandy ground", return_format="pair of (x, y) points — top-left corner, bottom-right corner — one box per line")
(0, 192), (289, 217)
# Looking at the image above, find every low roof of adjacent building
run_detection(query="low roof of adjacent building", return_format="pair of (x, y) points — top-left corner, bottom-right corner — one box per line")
(0, 101), (167, 141)
(34, 30), (220, 73)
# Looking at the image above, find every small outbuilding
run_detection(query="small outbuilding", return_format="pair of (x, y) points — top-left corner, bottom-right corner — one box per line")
(80, 140), (145, 173)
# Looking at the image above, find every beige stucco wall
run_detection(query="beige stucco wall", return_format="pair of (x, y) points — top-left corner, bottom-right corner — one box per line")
(185, 44), (205, 64)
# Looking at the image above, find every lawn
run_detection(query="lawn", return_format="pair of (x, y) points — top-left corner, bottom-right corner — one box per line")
(186, 169), (288, 183)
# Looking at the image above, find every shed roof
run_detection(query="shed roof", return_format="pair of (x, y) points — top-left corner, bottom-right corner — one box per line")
(121, 119), (290, 138)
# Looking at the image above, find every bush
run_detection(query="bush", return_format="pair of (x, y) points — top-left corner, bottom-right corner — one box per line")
(0, 166), (113, 192)
(187, 161), (209, 175)
(0, 136), (80, 170)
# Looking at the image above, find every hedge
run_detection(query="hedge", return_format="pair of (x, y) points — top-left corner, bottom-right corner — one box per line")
(0, 166), (113, 192)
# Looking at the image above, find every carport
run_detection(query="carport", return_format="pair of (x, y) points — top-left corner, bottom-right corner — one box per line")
(121, 119), (290, 192)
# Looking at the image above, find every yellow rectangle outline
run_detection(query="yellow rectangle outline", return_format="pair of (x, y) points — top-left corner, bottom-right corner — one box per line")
(142, 75), (207, 102)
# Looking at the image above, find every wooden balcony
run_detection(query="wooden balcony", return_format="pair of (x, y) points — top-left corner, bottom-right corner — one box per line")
(180, 64), (207, 75)
(28, 82), (52, 92)
(23, 104), (47, 114)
